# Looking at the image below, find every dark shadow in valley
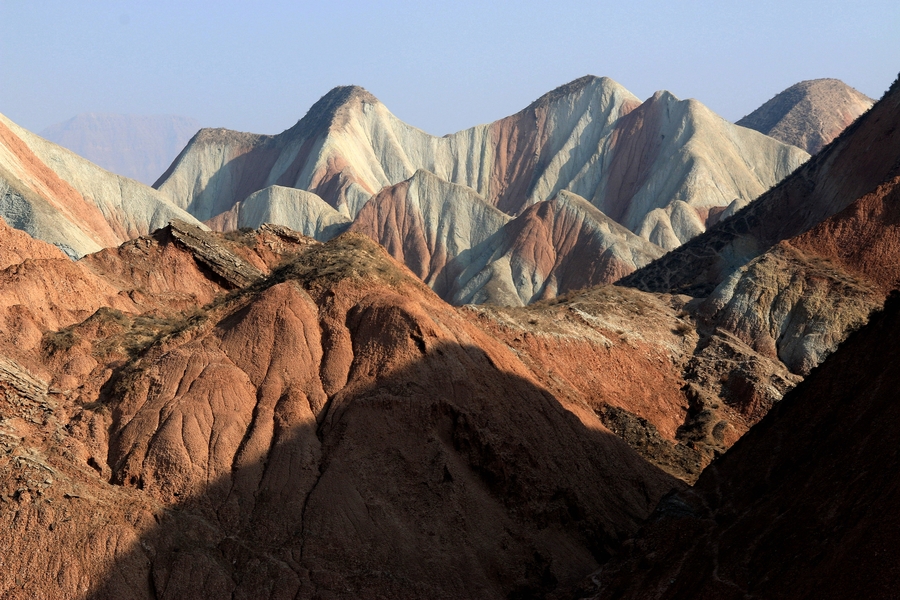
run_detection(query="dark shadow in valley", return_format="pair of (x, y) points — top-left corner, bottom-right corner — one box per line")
(85, 335), (682, 600)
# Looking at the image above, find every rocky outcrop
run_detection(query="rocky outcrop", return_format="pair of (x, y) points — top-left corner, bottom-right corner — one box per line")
(156, 76), (806, 255)
(40, 113), (201, 186)
(449, 191), (664, 306)
(585, 292), (900, 600)
(690, 159), (900, 380)
(0, 227), (686, 599)
(737, 78), (874, 155)
(0, 112), (205, 258)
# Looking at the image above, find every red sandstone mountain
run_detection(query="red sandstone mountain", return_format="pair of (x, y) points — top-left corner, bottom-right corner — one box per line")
(583, 291), (900, 600)
(0, 223), (692, 599)
(737, 78), (874, 155)
(0, 73), (896, 599)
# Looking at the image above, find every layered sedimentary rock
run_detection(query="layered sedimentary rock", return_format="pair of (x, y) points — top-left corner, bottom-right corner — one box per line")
(40, 113), (201, 185)
(737, 78), (874, 155)
(0, 112), (204, 258)
(156, 76), (806, 255)
(613, 76), (900, 446)
(0, 226), (684, 599)
(205, 185), (350, 241)
(349, 169), (512, 288)
(585, 293), (900, 600)
(448, 191), (664, 306)
(622, 75), (900, 298)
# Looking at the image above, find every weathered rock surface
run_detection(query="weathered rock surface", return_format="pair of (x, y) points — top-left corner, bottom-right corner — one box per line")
(448, 191), (664, 306)
(590, 90), (805, 249)
(0, 112), (205, 258)
(0, 227), (686, 599)
(689, 141), (900, 380)
(156, 76), (806, 256)
(621, 75), (900, 298)
(40, 113), (201, 186)
(584, 292), (900, 600)
(349, 169), (512, 290)
(737, 78), (874, 155)
(205, 185), (350, 241)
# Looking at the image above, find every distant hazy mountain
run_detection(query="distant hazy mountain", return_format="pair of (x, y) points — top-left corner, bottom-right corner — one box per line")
(40, 113), (201, 185)
(0, 111), (205, 257)
(737, 79), (873, 155)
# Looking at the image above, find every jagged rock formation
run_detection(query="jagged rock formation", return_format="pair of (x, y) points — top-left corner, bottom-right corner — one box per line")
(0, 223), (687, 599)
(447, 191), (665, 306)
(584, 292), (900, 600)
(737, 78), (874, 155)
(156, 76), (806, 261)
(40, 113), (201, 185)
(0, 112), (204, 258)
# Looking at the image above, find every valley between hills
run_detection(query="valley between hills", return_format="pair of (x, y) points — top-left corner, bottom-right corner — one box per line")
(0, 72), (895, 598)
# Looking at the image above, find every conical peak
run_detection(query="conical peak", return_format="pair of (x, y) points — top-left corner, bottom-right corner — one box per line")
(284, 85), (381, 137)
(525, 75), (629, 111)
(649, 89), (680, 104)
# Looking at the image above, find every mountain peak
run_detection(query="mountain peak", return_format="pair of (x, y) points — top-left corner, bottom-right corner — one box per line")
(526, 75), (630, 111)
(737, 78), (874, 154)
(285, 85), (381, 136)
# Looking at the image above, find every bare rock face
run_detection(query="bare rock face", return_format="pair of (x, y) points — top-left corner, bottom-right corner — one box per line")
(40, 113), (201, 186)
(156, 77), (806, 259)
(589, 90), (806, 250)
(0, 112), (205, 258)
(449, 191), (664, 306)
(737, 78), (874, 155)
(622, 75), (900, 298)
(584, 292), (900, 600)
(0, 227), (686, 599)
(349, 169), (512, 290)
(205, 185), (350, 241)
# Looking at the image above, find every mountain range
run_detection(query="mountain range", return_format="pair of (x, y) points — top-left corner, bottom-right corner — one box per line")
(151, 76), (807, 305)
(0, 71), (895, 598)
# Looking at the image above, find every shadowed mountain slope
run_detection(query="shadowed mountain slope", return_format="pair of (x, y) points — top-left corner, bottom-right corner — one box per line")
(0, 227), (684, 599)
(585, 292), (900, 600)
(737, 78), (874, 154)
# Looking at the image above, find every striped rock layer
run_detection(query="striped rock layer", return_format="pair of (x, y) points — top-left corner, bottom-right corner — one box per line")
(0, 112), (204, 258)
(155, 76), (807, 303)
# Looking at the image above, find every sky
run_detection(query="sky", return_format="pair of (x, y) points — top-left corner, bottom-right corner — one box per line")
(1, 1), (898, 136)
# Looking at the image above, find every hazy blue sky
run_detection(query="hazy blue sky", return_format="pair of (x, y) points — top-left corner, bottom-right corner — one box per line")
(2, 1), (898, 136)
